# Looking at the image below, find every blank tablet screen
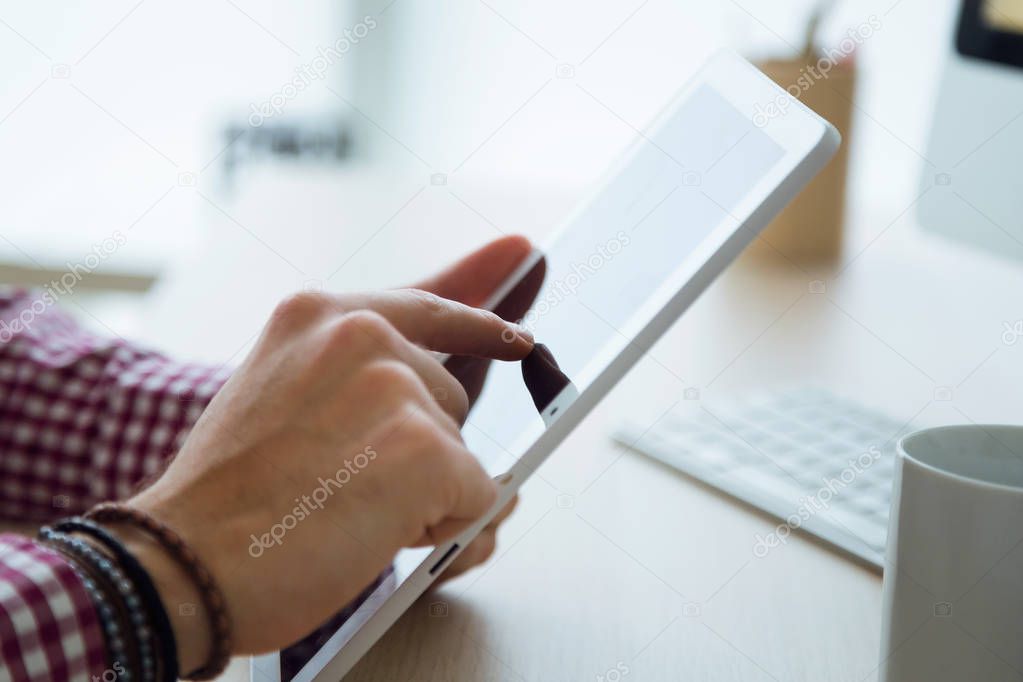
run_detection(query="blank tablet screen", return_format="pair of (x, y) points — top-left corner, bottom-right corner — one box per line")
(281, 82), (784, 681)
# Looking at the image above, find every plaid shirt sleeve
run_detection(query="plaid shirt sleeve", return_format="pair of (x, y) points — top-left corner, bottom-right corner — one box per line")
(0, 287), (232, 680)
(0, 534), (108, 682)
(0, 287), (231, 523)
(0, 287), (387, 678)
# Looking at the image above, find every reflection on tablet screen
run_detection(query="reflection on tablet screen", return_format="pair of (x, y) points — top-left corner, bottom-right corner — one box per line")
(462, 84), (782, 476)
(280, 83), (784, 681)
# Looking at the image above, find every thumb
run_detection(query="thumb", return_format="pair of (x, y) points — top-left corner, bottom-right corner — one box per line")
(413, 235), (533, 307)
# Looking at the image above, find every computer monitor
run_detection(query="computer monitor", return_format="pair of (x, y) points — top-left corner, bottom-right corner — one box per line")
(919, 0), (1023, 260)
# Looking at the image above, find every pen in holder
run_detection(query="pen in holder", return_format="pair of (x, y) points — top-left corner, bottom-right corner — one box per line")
(755, 1), (858, 265)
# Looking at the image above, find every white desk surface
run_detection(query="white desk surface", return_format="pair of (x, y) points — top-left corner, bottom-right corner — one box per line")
(85, 162), (1012, 682)
(0, 162), (1016, 679)
(3, 0), (1016, 677)
(0, 167), (1012, 679)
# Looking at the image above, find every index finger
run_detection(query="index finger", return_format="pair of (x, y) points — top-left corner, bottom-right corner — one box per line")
(344, 289), (534, 360)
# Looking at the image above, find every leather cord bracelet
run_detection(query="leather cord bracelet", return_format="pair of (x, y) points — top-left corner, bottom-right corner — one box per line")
(53, 517), (180, 682)
(85, 502), (232, 681)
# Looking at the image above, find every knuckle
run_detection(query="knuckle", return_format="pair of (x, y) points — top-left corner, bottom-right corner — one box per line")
(386, 413), (453, 472)
(372, 357), (419, 388)
(400, 287), (446, 313)
(405, 410), (450, 449)
(410, 420), (462, 471)
(476, 307), (503, 326)
(323, 310), (396, 355)
(271, 291), (330, 328)
(430, 382), (468, 417)
(362, 359), (424, 398)
(339, 309), (395, 340)
(401, 288), (505, 344)
(458, 301), (502, 327)
(469, 308), (507, 340)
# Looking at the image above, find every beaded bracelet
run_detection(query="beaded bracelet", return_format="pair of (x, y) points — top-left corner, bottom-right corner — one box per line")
(39, 527), (146, 682)
(43, 536), (136, 680)
(53, 518), (179, 682)
(79, 570), (138, 682)
(85, 502), (232, 681)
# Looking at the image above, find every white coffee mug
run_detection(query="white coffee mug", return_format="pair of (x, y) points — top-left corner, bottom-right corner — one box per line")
(879, 425), (1023, 681)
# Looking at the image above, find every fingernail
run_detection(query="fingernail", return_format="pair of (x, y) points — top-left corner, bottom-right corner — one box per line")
(514, 324), (534, 345)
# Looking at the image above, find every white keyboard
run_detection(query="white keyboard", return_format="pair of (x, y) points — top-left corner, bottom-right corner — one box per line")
(613, 387), (911, 569)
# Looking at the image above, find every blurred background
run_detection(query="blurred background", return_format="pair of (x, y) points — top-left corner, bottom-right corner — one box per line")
(2, 0), (1021, 433)
(7, 4), (1023, 678)
(0, 0), (957, 358)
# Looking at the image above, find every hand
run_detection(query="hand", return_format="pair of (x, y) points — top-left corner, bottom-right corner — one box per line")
(121, 285), (534, 670)
(411, 236), (546, 581)
(415, 235), (546, 407)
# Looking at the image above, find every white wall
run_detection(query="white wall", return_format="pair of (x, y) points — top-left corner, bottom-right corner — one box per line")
(0, 0), (958, 270)
(349, 0), (955, 198)
(0, 0), (349, 265)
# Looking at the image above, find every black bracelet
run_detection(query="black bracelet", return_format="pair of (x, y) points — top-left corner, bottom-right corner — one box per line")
(39, 528), (143, 682)
(54, 518), (180, 682)
(86, 502), (233, 680)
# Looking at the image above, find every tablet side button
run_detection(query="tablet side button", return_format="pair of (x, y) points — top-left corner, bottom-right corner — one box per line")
(428, 543), (461, 575)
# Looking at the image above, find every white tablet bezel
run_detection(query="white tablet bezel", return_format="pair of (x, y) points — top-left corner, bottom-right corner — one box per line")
(253, 48), (839, 681)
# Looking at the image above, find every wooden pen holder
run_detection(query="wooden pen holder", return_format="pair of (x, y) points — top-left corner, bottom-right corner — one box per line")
(755, 57), (856, 264)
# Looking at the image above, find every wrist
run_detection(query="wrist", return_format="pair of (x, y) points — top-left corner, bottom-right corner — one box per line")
(89, 524), (213, 675)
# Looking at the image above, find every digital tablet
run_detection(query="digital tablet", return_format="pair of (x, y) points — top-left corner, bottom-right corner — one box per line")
(252, 49), (839, 681)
